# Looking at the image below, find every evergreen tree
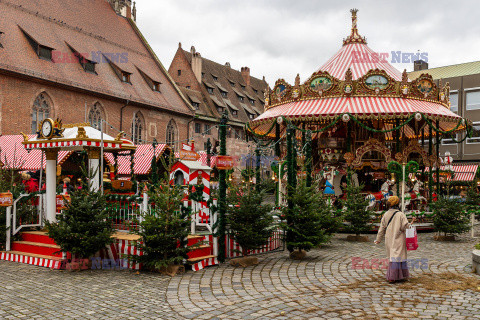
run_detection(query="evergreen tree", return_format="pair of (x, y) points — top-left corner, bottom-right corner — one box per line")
(342, 183), (373, 236)
(226, 184), (273, 256)
(431, 196), (471, 237)
(282, 179), (338, 253)
(45, 188), (114, 259)
(128, 184), (190, 270)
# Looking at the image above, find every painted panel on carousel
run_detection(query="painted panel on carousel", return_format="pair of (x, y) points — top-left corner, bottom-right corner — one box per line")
(310, 76), (333, 93)
(417, 79), (433, 93)
(364, 74), (389, 90)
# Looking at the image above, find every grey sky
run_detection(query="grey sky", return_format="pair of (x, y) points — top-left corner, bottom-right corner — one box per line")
(136, 0), (480, 86)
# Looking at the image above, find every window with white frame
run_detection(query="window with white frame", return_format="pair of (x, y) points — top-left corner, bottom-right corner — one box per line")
(449, 92), (458, 113)
(467, 122), (480, 143)
(466, 90), (480, 110)
(442, 132), (459, 145)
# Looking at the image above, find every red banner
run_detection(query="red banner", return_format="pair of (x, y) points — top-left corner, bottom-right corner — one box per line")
(56, 194), (71, 210)
(216, 156), (234, 170)
(0, 192), (13, 207)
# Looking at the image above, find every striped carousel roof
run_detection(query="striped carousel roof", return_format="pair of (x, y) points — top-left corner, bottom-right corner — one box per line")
(319, 42), (402, 81)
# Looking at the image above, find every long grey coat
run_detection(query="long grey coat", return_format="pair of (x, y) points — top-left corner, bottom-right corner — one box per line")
(375, 208), (411, 261)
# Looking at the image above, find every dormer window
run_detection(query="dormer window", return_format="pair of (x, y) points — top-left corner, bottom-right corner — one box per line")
(21, 28), (54, 61)
(253, 88), (258, 94)
(229, 80), (235, 87)
(66, 44), (97, 74)
(238, 95), (244, 102)
(217, 106), (224, 113)
(137, 67), (161, 92)
(221, 90), (227, 98)
(240, 85), (246, 90)
(122, 72), (131, 83)
(231, 110), (238, 116)
(212, 76), (218, 81)
(207, 87), (214, 94)
(177, 69), (182, 76)
(192, 102), (199, 110)
(249, 114), (255, 120)
(249, 99), (255, 105)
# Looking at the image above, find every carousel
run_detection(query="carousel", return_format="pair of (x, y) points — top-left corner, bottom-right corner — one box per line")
(247, 9), (471, 213)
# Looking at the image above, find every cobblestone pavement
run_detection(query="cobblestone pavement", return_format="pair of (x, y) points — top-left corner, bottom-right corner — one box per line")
(1, 229), (479, 319)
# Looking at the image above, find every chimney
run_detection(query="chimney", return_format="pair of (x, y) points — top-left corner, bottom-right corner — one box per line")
(190, 46), (202, 83)
(414, 59), (428, 71)
(225, 62), (231, 68)
(241, 67), (251, 86)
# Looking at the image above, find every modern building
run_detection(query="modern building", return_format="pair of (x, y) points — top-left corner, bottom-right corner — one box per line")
(168, 44), (269, 162)
(409, 60), (480, 162)
(0, 0), (194, 149)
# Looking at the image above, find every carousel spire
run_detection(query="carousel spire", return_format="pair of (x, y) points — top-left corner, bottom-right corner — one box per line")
(343, 8), (367, 46)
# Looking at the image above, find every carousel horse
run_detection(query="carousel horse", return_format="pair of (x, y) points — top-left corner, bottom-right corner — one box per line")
(365, 180), (393, 210)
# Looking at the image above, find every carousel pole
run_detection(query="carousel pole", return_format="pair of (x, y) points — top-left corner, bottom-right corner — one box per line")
(255, 146), (261, 191)
(275, 120), (281, 206)
(306, 130), (312, 187)
(206, 138), (212, 167)
(436, 120), (440, 194)
(428, 125), (433, 201)
(217, 112), (228, 263)
(401, 163), (406, 211)
(286, 126), (294, 252)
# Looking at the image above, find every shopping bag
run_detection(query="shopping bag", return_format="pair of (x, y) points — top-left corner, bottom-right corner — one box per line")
(406, 226), (418, 251)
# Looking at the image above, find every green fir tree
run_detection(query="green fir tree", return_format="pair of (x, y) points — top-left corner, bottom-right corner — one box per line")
(128, 184), (190, 270)
(431, 196), (471, 237)
(342, 183), (373, 236)
(226, 184), (273, 256)
(45, 188), (115, 259)
(282, 179), (338, 254)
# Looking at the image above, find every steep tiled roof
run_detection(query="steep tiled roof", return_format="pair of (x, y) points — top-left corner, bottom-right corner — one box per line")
(179, 87), (216, 119)
(408, 61), (480, 80)
(0, 0), (193, 116)
(182, 50), (268, 124)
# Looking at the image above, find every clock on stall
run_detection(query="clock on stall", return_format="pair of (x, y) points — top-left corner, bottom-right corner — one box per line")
(37, 118), (64, 139)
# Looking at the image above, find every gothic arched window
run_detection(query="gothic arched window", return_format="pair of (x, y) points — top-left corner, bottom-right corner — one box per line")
(132, 112), (144, 144)
(166, 119), (177, 149)
(88, 103), (104, 130)
(32, 92), (51, 134)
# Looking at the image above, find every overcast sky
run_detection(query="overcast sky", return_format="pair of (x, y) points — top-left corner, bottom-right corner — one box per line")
(136, 0), (480, 86)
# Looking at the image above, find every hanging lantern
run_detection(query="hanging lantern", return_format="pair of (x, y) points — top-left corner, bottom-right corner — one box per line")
(342, 114), (350, 122)
(415, 112), (422, 121)
(277, 116), (283, 124)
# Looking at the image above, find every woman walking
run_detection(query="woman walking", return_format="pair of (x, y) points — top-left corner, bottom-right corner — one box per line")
(374, 196), (416, 283)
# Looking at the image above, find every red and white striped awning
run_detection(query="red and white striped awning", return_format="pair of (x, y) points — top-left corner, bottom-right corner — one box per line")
(254, 97), (461, 125)
(422, 164), (478, 181)
(319, 42), (403, 81)
(105, 144), (168, 175)
(198, 151), (217, 168)
(0, 135), (73, 171)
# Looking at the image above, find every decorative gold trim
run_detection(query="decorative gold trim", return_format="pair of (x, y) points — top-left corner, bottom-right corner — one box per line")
(63, 123), (91, 128)
(76, 127), (88, 139)
(20, 132), (29, 142)
(115, 131), (125, 141)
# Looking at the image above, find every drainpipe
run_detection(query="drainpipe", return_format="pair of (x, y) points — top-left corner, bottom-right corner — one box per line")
(119, 99), (130, 132)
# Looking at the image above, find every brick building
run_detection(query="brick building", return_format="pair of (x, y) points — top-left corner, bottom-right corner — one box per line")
(409, 60), (480, 162)
(0, 0), (194, 149)
(168, 44), (269, 163)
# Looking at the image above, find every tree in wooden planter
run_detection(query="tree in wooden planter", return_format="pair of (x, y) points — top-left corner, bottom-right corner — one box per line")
(342, 183), (373, 241)
(282, 179), (338, 259)
(431, 196), (471, 240)
(128, 184), (190, 274)
(45, 188), (115, 267)
(226, 184), (273, 266)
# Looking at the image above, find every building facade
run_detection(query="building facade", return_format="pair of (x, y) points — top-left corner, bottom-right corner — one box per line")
(409, 60), (480, 161)
(0, 0), (194, 150)
(168, 44), (269, 164)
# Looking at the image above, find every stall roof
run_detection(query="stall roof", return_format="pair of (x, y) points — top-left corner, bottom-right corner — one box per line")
(105, 144), (168, 175)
